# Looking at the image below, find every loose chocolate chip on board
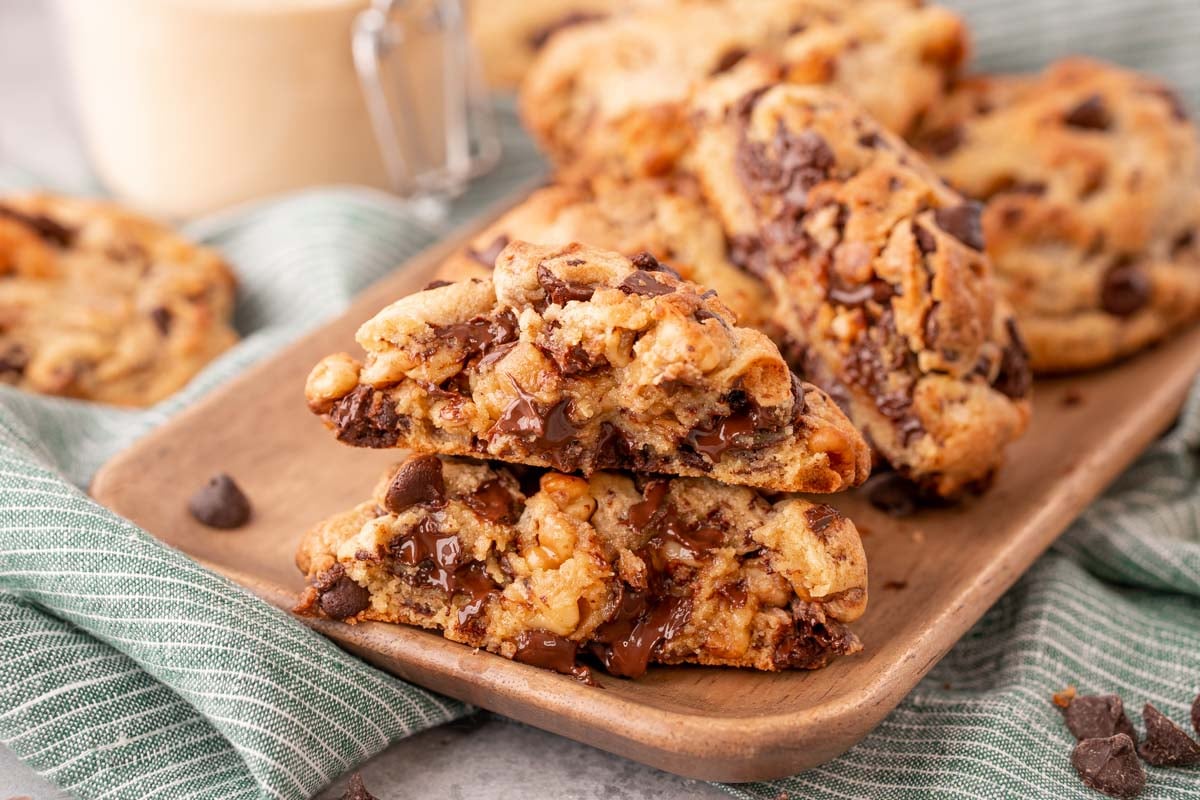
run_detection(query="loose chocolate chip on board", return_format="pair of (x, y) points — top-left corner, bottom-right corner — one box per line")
(1064, 94), (1113, 131)
(339, 773), (379, 800)
(1062, 694), (1138, 743)
(384, 455), (445, 514)
(932, 202), (985, 251)
(1072, 735), (1145, 799)
(1138, 703), (1200, 766)
(187, 473), (252, 529)
(319, 575), (372, 620)
(1101, 263), (1150, 317)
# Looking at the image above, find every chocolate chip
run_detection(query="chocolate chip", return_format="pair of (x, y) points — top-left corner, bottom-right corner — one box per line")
(187, 473), (251, 529)
(867, 473), (919, 517)
(384, 455), (445, 514)
(993, 318), (1032, 399)
(933, 202), (985, 251)
(513, 629), (579, 674)
(1063, 695), (1138, 743)
(921, 125), (964, 157)
(320, 575), (372, 620)
(339, 773), (378, 800)
(590, 592), (692, 678)
(727, 234), (770, 280)
(0, 205), (74, 247)
(913, 225), (937, 255)
(329, 385), (403, 448)
(150, 307), (172, 336)
(0, 344), (29, 377)
(1071, 735), (1145, 799)
(423, 279), (453, 290)
(618, 270), (675, 297)
(1064, 94), (1112, 131)
(804, 504), (840, 535)
(536, 264), (595, 308)
(1101, 263), (1150, 317)
(1138, 703), (1200, 766)
(437, 311), (519, 360)
(466, 234), (509, 268)
(736, 125), (834, 209)
(489, 378), (581, 469)
(711, 47), (748, 75)
(465, 478), (522, 524)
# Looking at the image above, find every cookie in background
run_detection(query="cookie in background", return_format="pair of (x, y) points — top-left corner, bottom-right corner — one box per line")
(0, 194), (238, 406)
(914, 57), (1200, 372)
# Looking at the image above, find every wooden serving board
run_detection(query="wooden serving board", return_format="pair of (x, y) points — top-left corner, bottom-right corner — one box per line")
(91, 200), (1200, 782)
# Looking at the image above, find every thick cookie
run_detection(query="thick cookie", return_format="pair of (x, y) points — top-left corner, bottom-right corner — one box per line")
(520, 0), (966, 179)
(436, 176), (775, 333)
(306, 241), (870, 493)
(0, 194), (238, 406)
(688, 72), (1030, 498)
(295, 455), (867, 677)
(914, 58), (1200, 372)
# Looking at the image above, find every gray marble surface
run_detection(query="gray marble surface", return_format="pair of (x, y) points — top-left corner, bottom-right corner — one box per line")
(0, 2), (720, 798)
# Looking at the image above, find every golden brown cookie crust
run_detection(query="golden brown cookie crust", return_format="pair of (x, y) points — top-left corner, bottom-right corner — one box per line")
(688, 71), (1031, 497)
(307, 241), (869, 493)
(0, 194), (238, 406)
(916, 58), (1200, 372)
(295, 455), (866, 676)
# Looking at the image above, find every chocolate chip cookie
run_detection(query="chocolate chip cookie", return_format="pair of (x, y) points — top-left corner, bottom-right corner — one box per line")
(0, 194), (238, 406)
(306, 241), (869, 493)
(435, 176), (776, 333)
(295, 455), (866, 677)
(915, 58), (1200, 372)
(688, 72), (1031, 498)
(520, 0), (966, 179)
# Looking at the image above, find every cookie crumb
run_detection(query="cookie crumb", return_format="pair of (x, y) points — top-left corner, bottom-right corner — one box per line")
(1053, 685), (1078, 708)
(187, 473), (251, 529)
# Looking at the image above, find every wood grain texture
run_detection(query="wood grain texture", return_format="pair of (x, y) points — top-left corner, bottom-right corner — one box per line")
(91, 199), (1200, 782)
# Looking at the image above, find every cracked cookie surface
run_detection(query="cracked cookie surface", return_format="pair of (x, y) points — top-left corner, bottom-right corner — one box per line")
(915, 58), (1200, 372)
(688, 73), (1030, 498)
(435, 176), (775, 333)
(295, 455), (866, 677)
(0, 194), (238, 406)
(306, 241), (869, 493)
(520, 0), (966, 179)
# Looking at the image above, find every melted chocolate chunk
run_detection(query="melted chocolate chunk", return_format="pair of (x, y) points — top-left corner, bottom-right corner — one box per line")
(727, 234), (770, 280)
(437, 311), (519, 360)
(329, 385), (404, 448)
(1138, 703), (1200, 766)
(618, 270), (675, 297)
(627, 481), (669, 529)
(527, 11), (606, 49)
(993, 318), (1032, 399)
(842, 313), (923, 444)
(0, 344), (29, 378)
(384, 455), (445, 514)
(773, 601), (861, 670)
(150, 307), (172, 336)
(914, 225), (937, 255)
(187, 473), (252, 529)
(537, 264), (595, 308)
(1064, 94), (1112, 131)
(1100, 262), (1150, 317)
(0, 205), (74, 247)
(804, 504), (841, 535)
(339, 773), (378, 800)
(466, 234), (509, 268)
(933, 202), (985, 251)
(556, 343), (607, 377)
(594, 422), (638, 469)
(590, 591), (692, 679)
(513, 629), (579, 675)
(453, 563), (499, 628)
(489, 378), (581, 467)
(465, 478), (522, 525)
(1063, 695), (1138, 743)
(737, 124), (836, 206)
(1071, 735), (1145, 800)
(711, 47), (748, 75)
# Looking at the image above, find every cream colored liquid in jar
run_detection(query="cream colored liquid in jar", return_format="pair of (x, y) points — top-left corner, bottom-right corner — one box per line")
(56, 0), (445, 218)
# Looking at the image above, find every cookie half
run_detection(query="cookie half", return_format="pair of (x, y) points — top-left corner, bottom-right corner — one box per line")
(306, 241), (869, 493)
(295, 455), (867, 678)
(915, 58), (1200, 372)
(0, 194), (238, 406)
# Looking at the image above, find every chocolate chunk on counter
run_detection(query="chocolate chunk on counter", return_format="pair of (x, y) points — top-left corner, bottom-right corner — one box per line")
(1072, 734), (1145, 799)
(1063, 694), (1138, 743)
(340, 773), (379, 800)
(188, 473), (252, 529)
(384, 455), (445, 514)
(1138, 703), (1200, 766)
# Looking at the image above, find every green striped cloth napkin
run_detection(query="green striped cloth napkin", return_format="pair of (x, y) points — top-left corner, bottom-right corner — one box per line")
(3, 4), (1200, 795)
